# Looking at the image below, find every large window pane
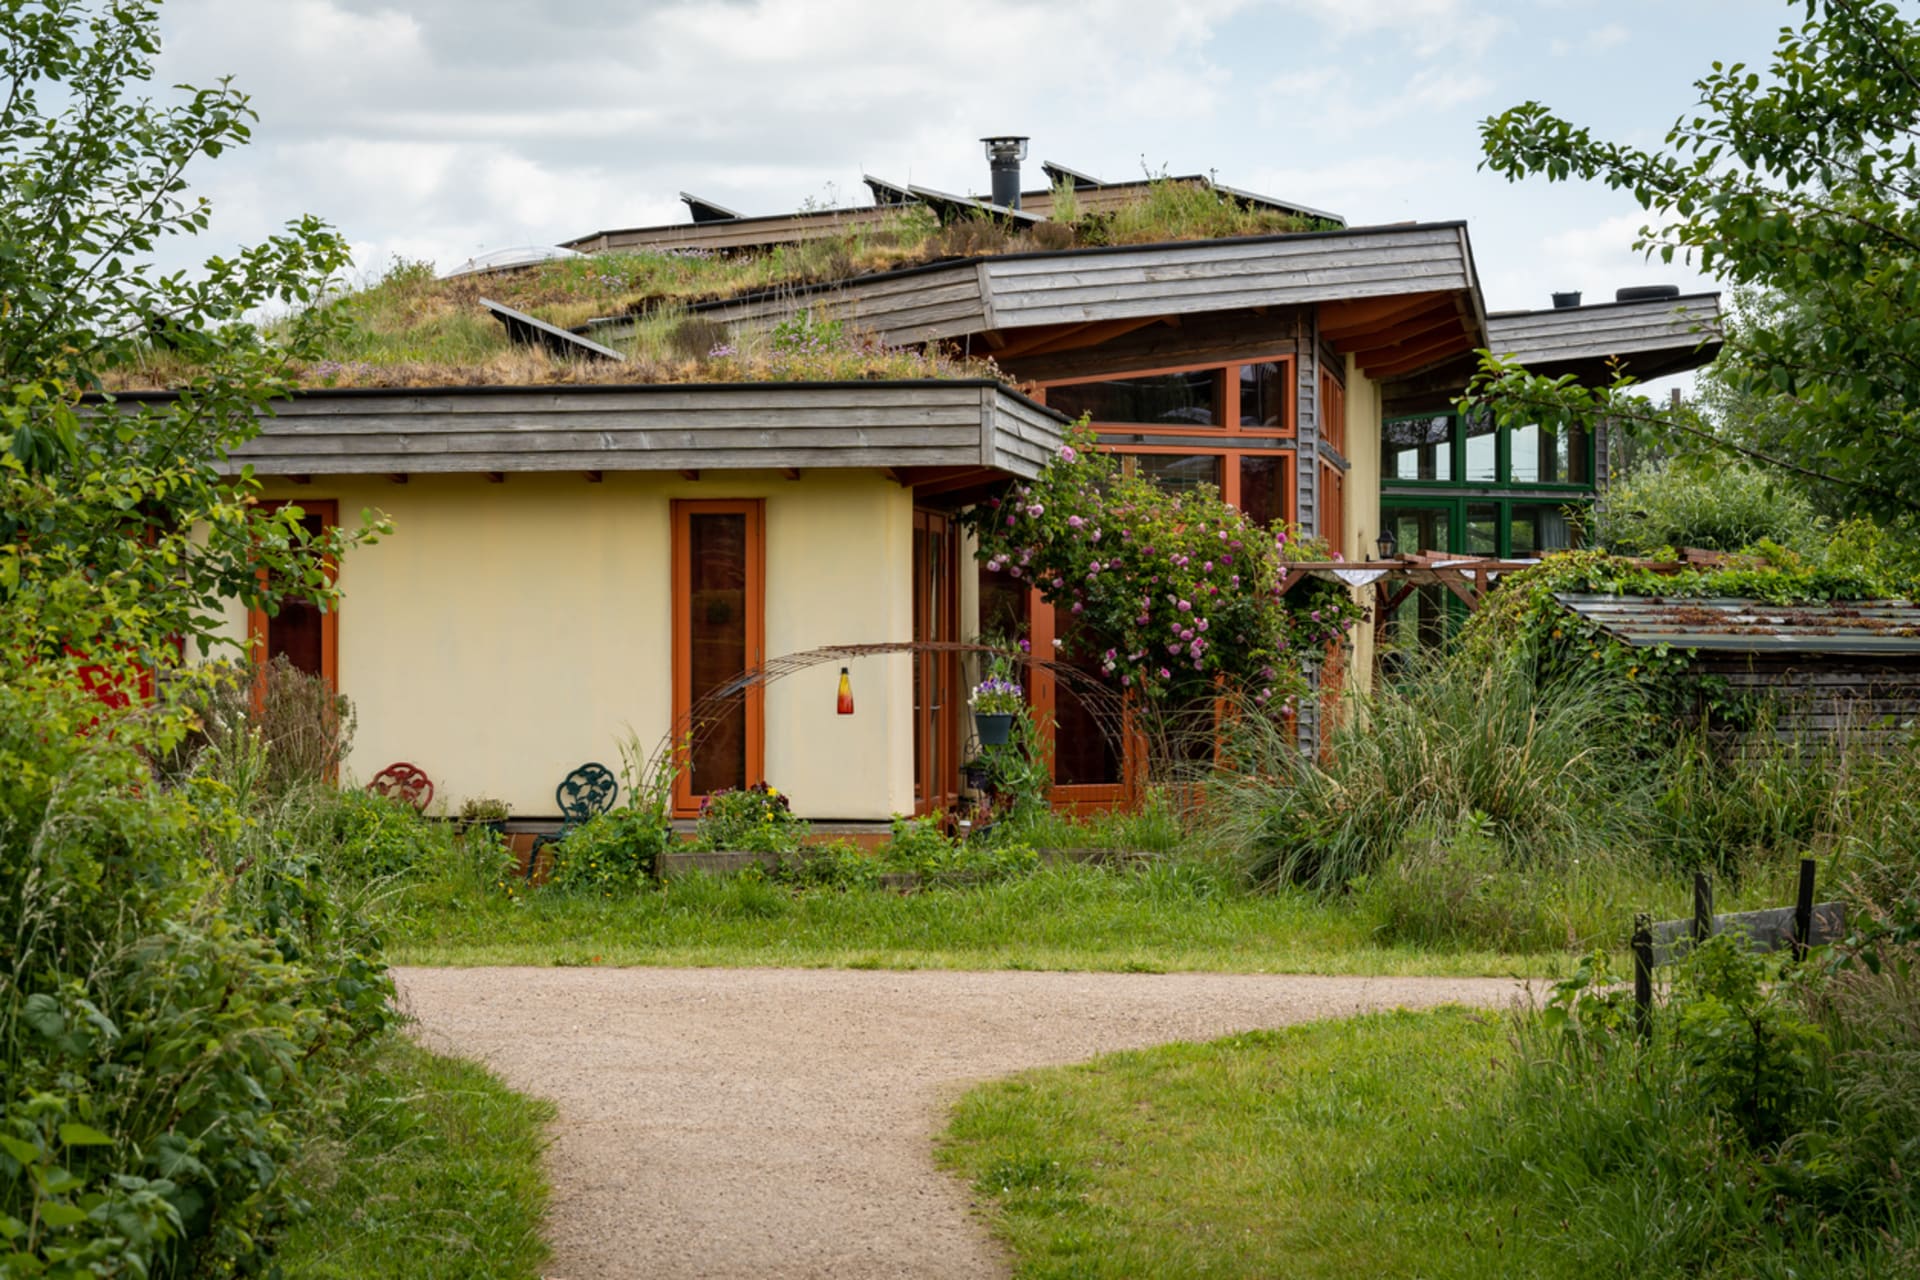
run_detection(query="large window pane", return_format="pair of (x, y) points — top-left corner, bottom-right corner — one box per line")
(688, 512), (748, 796)
(1463, 410), (1498, 482)
(1054, 618), (1122, 787)
(1509, 503), (1577, 555)
(1048, 369), (1220, 428)
(1384, 504), (1450, 559)
(1238, 454), (1286, 527)
(1383, 414), (1453, 481)
(1509, 420), (1592, 485)
(1466, 502), (1500, 556)
(1128, 452), (1223, 494)
(1238, 361), (1288, 428)
(265, 511), (327, 678)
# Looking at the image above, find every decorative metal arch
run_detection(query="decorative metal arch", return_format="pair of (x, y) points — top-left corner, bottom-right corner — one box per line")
(643, 640), (1228, 803)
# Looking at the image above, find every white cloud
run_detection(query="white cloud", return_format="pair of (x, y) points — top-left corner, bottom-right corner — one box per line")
(1552, 21), (1631, 56)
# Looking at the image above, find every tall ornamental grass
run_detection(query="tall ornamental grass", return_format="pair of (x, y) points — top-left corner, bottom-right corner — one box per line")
(1208, 647), (1652, 894)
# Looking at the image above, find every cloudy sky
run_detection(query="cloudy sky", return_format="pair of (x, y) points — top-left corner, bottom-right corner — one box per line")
(152, 0), (1783, 315)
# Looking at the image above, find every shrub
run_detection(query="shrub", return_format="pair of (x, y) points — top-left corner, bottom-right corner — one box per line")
(549, 806), (673, 895)
(880, 815), (1039, 885)
(691, 781), (808, 854)
(1595, 459), (1827, 556)
(297, 786), (448, 880)
(0, 678), (392, 1278)
(773, 839), (884, 891)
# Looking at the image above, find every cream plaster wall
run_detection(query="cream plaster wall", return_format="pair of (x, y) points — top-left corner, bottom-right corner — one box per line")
(217, 471), (915, 819)
(1342, 356), (1383, 697)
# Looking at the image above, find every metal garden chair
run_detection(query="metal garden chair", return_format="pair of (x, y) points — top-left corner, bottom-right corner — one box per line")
(527, 762), (619, 875)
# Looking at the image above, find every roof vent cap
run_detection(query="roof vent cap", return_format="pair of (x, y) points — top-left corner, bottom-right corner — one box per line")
(981, 135), (1029, 210)
(1551, 290), (1582, 309)
(1616, 284), (1682, 303)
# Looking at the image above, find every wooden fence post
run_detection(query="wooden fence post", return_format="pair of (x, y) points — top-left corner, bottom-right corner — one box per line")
(1632, 912), (1653, 1041)
(1693, 872), (1714, 946)
(1792, 858), (1817, 962)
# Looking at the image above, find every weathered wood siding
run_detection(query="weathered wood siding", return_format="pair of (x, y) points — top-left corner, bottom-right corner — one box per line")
(212, 383), (1063, 479)
(979, 227), (1473, 331)
(612, 224), (1478, 351)
(1694, 654), (1920, 746)
(1489, 294), (1721, 366)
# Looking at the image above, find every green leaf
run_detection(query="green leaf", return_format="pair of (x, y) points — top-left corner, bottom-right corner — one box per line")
(56, 1124), (113, 1149)
(35, 1203), (87, 1230)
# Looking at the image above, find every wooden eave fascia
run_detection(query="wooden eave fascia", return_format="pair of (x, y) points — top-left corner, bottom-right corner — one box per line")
(171, 379), (1069, 483)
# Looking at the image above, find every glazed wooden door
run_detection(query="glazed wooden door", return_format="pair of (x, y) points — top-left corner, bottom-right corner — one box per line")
(913, 509), (960, 815)
(672, 500), (765, 816)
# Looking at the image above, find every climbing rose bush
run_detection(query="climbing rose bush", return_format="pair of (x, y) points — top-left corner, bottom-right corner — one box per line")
(968, 423), (1364, 706)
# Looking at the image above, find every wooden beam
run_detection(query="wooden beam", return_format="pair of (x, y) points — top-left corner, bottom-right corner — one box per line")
(584, 470), (603, 482)
(980, 329), (1008, 350)
(1320, 292), (1447, 341)
(1365, 332), (1477, 378)
(780, 467), (801, 480)
(485, 471), (505, 483)
(678, 469), (700, 481)
(1341, 307), (1460, 357)
(286, 474), (311, 486)
(991, 315), (1165, 362)
(388, 473), (408, 484)
(883, 467), (908, 485)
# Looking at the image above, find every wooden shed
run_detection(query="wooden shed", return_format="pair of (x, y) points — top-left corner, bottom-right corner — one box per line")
(1555, 594), (1920, 743)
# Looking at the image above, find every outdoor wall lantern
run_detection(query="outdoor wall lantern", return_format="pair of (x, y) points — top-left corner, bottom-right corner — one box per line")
(836, 666), (855, 716)
(1375, 528), (1399, 561)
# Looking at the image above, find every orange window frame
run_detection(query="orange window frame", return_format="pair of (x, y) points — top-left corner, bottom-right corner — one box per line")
(246, 498), (340, 696)
(670, 499), (766, 818)
(1320, 460), (1345, 555)
(1039, 353), (1296, 439)
(912, 509), (961, 816)
(1320, 366), (1347, 456)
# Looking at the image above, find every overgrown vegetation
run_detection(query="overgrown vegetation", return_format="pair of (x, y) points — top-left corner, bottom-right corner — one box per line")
(104, 177), (1329, 392)
(1594, 458), (1828, 556)
(272, 1034), (553, 1280)
(944, 867), (1920, 1276)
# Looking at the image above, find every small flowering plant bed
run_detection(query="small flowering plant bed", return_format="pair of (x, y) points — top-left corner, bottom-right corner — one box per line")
(691, 781), (810, 855)
(968, 422), (1364, 710)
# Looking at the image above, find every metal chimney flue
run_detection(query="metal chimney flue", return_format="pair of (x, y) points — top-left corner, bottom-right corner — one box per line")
(981, 136), (1029, 209)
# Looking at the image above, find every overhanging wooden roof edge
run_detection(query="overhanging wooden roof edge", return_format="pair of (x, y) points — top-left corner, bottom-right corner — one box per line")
(673, 218), (1473, 313)
(95, 375), (1062, 419)
(160, 380), (1066, 480)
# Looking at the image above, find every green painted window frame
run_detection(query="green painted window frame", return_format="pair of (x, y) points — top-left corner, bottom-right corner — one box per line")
(1381, 410), (1596, 493)
(1379, 495), (1594, 559)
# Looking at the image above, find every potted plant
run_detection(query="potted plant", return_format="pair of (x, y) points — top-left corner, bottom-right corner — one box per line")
(969, 672), (1024, 747)
(459, 795), (511, 839)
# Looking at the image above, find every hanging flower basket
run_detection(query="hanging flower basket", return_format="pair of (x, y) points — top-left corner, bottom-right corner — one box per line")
(974, 712), (1014, 746)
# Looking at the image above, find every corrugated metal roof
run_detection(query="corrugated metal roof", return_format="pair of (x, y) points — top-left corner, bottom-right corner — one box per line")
(1556, 594), (1920, 655)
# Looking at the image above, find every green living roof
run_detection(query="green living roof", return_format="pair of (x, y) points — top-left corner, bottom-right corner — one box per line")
(102, 178), (1336, 393)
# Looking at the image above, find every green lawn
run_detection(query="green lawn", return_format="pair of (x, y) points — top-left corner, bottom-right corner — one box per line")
(275, 1033), (553, 1280)
(940, 1007), (1552, 1279)
(387, 863), (1557, 976)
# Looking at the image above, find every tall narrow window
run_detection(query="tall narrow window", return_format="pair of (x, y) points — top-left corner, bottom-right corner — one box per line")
(248, 499), (338, 691)
(672, 500), (764, 815)
(913, 509), (960, 815)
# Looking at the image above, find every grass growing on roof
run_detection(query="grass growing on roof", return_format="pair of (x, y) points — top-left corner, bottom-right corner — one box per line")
(103, 178), (1332, 390)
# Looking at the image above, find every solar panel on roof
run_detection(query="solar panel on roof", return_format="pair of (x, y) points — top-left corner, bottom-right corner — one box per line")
(680, 192), (742, 224)
(480, 299), (627, 363)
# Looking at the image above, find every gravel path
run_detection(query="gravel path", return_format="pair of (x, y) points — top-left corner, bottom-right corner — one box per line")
(396, 967), (1526, 1280)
